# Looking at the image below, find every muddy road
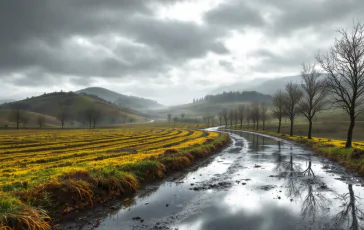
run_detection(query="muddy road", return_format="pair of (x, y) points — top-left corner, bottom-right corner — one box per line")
(64, 129), (364, 230)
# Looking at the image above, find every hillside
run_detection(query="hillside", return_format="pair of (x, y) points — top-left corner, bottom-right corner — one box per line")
(0, 92), (145, 127)
(211, 75), (301, 95)
(0, 110), (60, 128)
(154, 91), (273, 118)
(76, 87), (164, 111)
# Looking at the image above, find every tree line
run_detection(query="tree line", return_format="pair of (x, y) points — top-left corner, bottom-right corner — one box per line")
(6, 103), (136, 129)
(220, 22), (364, 149)
(193, 91), (272, 104)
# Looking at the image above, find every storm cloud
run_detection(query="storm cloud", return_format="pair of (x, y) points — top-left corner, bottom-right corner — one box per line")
(1, 0), (363, 104)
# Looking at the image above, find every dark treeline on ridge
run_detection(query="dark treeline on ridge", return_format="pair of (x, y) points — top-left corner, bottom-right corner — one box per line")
(193, 91), (272, 104)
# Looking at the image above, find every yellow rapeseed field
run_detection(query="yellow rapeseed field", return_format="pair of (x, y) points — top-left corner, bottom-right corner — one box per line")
(0, 124), (229, 230)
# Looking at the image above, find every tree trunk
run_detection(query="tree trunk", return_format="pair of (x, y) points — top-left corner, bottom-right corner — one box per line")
(308, 120), (313, 139)
(346, 116), (355, 148)
(263, 120), (265, 131)
(256, 119), (259, 130)
(16, 122), (19, 129)
(290, 119), (294, 136)
(277, 118), (281, 133)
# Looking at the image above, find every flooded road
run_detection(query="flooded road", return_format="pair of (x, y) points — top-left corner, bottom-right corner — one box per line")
(82, 129), (364, 230)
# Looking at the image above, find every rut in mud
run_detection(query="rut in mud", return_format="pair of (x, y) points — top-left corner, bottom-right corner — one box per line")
(62, 129), (364, 230)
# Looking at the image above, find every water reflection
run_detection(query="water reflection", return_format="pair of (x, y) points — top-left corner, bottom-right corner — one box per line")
(77, 131), (364, 230)
(299, 159), (330, 222)
(332, 184), (364, 230)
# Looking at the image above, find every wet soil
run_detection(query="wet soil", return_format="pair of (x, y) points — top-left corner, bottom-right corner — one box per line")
(60, 129), (364, 230)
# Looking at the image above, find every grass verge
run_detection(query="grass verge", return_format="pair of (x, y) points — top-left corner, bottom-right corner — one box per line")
(228, 126), (364, 176)
(1, 132), (229, 230)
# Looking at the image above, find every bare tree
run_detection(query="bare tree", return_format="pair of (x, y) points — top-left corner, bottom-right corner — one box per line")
(283, 82), (303, 136)
(8, 109), (23, 129)
(234, 108), (239, 126)
(228, 109), (234, 127)
(210, 115), (215, 126)
(180, 113), (185, 122)
(173, 117), (179, 122)
(250, 102), (260, 130)
(246, 105), (251, 128)
(271, 90), (285, 133)
(260, 102), (268, 131)
(56, 106), (69, 129)
(167, 113), (172, 124)
(316, 22), (364, 148)
(91, 110), (102, 129)
(299, 63), (328, 139)
(222, 109), (228, 127)
(238, 105), (245, 128)
(218, 111), (223, 126)
(36, 114), (46, 128)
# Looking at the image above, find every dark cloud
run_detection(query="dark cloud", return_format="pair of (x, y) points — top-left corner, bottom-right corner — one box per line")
(0, 0), (228, 80)
(250, 48), (313, 73)
(261, 0), (364, 35)
(1, 0), (364, 104)
(205, 1), (265, 28)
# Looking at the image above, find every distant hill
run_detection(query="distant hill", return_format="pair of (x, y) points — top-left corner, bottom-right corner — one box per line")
(76, 87), (164, 111)
(202, 91), (272, 104)
(153, 91), (273, 118)
(0, 92), (145, 127)
(211, 75), (301, 95)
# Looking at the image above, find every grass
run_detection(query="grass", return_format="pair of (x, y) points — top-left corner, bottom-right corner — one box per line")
(0, 123), (229, 229)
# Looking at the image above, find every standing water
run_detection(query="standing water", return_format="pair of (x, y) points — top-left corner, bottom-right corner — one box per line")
(65, 129), (364, 230)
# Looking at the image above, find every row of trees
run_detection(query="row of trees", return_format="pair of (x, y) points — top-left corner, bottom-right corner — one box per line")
(271, 22), (364, 148)
(8, 109), (47, 129)
(216, 102), (269, 129)
(7, 104), (137, 129)
(167, 113), (186, 123)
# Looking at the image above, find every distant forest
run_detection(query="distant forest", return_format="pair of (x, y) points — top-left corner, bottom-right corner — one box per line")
(194, 91), (272, 104)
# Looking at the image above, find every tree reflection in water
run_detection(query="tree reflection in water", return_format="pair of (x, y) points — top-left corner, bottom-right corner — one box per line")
(279, 146), (302, 199)
(332, 184), (364, 230)
(277, 147), (330, 222)
(299, 159), (330, 222)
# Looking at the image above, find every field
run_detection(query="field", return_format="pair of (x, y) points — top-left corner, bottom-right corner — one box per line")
(0, 124), (229, 229)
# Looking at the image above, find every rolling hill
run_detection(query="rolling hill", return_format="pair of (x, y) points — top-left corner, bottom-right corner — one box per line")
(211, 75), (301, 95)
(153, 91), (273, 118)
(0, 109), (60, 128)
(0, 92), (146, 127)
(76, 87), (164, 111)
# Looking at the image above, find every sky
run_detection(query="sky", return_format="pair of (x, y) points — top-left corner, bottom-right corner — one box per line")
(1, 0), (364, 105)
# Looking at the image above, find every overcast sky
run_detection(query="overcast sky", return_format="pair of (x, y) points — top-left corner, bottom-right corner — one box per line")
(1, 0), (364, 105)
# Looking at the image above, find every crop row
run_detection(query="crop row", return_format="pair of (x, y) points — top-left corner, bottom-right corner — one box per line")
(0, 128), (214, 192)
